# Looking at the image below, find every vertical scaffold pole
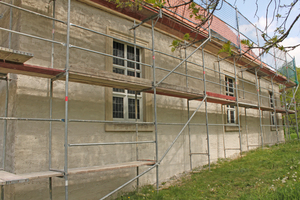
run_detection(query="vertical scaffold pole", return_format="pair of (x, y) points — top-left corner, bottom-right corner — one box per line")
(64, 0), (71, 199)
(133, 20), (139, 189)
(205, 0), (211, 167)
(8, 0), (13, 48)
(51, 0), (56, 69)
(1, 76), (8, 200)
(245, 108), (249, 151)
(272, 49), (279, 143)
(2, 76), (8, 170)
(218, 57), (221, 94)
(271, 77), (279, 143)
(241, 72), (245, 99)
(235, 7), (241, 52)
(284, 52), (291, 140)
(291, 87), (299, 139)
(151, 20), (159, 191)
(49, 80), (53, 200)
(49, 1), (55, 198)
(294, 87), (299, 140)
(222, 105), (226, 158)
(202, 46), (210, 170)
(233, 58), (242, 154)
(255, 68), (263, 147)
(185, 45), (192, 171)
(218, 57), (226, 158)
(284, 87), (290, 140)
(285, 52), (290, 81)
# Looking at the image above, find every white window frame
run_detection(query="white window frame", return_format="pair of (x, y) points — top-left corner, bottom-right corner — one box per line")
(112, 41), (143, 121)
(269, 92), (276, 126)
(225, 77), (236, 124)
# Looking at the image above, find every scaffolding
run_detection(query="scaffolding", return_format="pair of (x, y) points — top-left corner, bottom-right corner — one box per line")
(0, 0), (298, 200)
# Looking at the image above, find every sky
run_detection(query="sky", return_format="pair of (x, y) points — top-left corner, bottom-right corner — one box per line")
(225, 0), (300, 67)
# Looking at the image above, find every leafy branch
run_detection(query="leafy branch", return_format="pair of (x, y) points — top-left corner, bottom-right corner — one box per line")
(169, 33), (190, 52)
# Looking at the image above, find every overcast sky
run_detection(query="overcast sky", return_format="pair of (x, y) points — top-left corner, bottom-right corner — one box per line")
(225, 0), (300, 67)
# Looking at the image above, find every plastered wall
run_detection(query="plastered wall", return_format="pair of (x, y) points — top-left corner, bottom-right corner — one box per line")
(0, 0), (284, 199)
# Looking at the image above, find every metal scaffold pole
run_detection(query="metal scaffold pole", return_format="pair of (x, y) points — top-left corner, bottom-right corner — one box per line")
(202, 45), (210, 170)
(294, 87), (299, 139)
(255, 68), (263, 147)
(49, 80), (53, 200)
(151, 19), (159, 192)
(284, 52), (291, 140)
(245, 108), (249, 151)
(51, 0), (56, 69)
(1, 76), (8, 200)
(222, 105), (226, 158)
(185, 44), (193, 171)
(271, 77), (279, 143)
(291, 87), (299, 139)
(254, 24), (264, 147)
(2, 76), (8, 170)
(272, 49), (279, 143)
(133, 20), (140, 189)
(233, 58), (242, 154)
(64, 0), (71, 199)
(284, 87), (290, 140)
(49, 1), (55, 198)
(8, 0), (13, 48)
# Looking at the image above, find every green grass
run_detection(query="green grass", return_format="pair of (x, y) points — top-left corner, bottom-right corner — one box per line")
(290, 133), (299, 140)
(116, 140), (300, 200)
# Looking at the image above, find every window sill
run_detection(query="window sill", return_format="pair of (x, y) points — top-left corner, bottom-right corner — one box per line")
(105, 124), (154, 132)
(225, 125), (242, 132)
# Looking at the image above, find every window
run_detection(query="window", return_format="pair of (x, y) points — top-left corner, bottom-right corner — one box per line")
(269, 92), (276, 126)
(225, 77), (236, 124)
(112, 41), (142, 120)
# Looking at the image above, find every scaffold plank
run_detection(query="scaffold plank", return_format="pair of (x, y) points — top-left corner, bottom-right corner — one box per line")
(0, 171), (28, 185)
(68, 161), (155, 175)
(0, 61), (63, 78)
(68, 70), (152, 91)
(19, 171), (63, 180)
(0, 61), (296, 114)
(206, 91), (236, 101)
(155, 82), (204, 100)
(0, 47), (33, 63)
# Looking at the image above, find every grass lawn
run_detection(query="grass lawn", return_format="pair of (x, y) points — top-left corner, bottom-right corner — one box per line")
(117, 139), (300, 200)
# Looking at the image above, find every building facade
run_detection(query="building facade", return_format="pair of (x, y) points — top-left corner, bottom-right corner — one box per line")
(0, 0), (296, 199)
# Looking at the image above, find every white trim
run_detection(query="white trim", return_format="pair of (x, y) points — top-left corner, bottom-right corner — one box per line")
(225, 77), (236, 124)
(269, 92), (276, 126)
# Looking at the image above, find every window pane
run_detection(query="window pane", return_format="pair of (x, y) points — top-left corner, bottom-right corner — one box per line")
(225, 77), (234, 95)
(113, 67), (124, 74)
(127, 46), (140, 69)
(270, 93), (274, 107)
(227, 105), (235, 124)
(113, 88), (125, 93)
(230, 110), (235, 123)
(127, 71), (140, 78)
(127, 90), (141, 95)
(128, 99), (140, 119)
(127, 71), (135, 77)
(227, 109), (230, 123)
(229, 86), (234, 93)
(113, 41), (124, 66)
(113, 97), (124, 118)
